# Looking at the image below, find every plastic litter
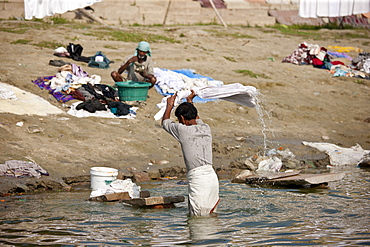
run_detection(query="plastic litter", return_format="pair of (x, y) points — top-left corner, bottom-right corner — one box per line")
(256, 156), (282, 172)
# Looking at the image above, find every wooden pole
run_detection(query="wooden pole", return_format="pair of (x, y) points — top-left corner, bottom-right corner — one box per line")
(163, 0), (172, 25)
(75, 8), (111, 26)
(209, 0), (227, 29)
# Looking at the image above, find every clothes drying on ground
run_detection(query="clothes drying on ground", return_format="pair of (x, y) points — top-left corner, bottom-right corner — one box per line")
(352, 52), (370, 73)
(107, 101), (132, 116)
(32, 63), (118, 103)
(327, 51), (352, 61)
(67, 101), (137, 119)
(0, 160), (49, 179)
(282, 42), (331, 66)
(330, 64), (370, 79)
(283, 42), (370, 80)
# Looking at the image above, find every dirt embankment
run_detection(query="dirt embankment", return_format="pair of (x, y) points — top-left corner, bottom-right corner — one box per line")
(0, 21), (369, 194)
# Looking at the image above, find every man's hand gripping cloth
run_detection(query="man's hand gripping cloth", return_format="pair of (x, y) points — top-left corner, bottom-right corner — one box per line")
(154, 83), (259, 120)
(187, 165), (220, 216)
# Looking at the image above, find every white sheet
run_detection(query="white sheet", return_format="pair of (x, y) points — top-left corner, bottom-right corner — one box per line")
(299, 0), (370, 18)
(302, 141), (370, 166)
(154, 83), (258, 121)
(24, 0), (103, 20)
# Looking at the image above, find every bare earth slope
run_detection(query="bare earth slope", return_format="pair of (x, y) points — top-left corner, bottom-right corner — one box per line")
(0, 21), (369, 182)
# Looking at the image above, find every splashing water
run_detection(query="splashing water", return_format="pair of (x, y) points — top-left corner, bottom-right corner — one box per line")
(253, 90), (277, 156)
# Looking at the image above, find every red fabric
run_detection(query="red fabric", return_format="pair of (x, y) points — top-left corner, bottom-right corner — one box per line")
(312, 57), (324, 66)
(331, 61), (345, 66)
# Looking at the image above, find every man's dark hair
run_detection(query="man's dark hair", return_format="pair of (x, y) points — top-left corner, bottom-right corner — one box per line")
(175, 102), (197, 120)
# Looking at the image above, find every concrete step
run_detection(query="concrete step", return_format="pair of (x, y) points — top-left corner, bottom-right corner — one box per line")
(0, 0), (296, 27)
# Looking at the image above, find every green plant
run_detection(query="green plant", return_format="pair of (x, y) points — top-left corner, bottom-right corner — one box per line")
(224, 56), (236, 62)
(265, 23), (369, 40)
(354, 79), (365, 84)
(84, 29), (179, 43)
(234, 69), (271, 79)
(10, 39), (31, 45)
(50, 16), (69, 24)
(70, 36), (79, 41)
(194, 21), (220, 26)
(33, 41), (64, 49)
(206, 29), (256, 39)
(0, 27), (28, 34)
(104, 45), (118, 49)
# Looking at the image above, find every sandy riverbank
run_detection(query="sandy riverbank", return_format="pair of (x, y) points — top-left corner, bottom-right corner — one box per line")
(0, 20), (369, 193)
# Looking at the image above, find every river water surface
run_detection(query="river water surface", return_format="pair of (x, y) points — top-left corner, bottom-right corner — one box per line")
(0, 166), (369, 246)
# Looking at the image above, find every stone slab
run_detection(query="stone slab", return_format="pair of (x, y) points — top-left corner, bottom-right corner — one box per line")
(268, 10), (325, 26)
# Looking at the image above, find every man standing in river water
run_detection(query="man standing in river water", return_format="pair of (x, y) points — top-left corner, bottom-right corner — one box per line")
(162, 90), (220, 216)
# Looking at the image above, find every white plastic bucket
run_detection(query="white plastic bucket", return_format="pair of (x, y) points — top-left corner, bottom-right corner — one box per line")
(90, 167), (118, 191)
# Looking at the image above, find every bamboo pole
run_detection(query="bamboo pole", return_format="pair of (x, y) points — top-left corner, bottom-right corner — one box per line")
(209, 0), (227, 29)
(163, 0), (172, 25)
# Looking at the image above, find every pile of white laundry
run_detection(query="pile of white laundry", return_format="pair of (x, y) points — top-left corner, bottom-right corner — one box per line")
(90, 179), (141, 199)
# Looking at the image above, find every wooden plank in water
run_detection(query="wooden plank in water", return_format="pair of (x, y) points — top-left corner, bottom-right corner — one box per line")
(243, 170), (301, 183)
(89, 190), (151, 202)
(246, 172), (346, 188)
(121, 195), (185, 207)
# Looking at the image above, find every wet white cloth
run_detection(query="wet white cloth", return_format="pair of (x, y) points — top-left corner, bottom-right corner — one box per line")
(24, 0), (102, 20)
(299, 0), (370, 18)
(187, 165), (219, 216)
(196, 83), (258, 107)
(90, 179), (141, 198)
(302, 141), (370, 166)
(154, 83), (258, 120)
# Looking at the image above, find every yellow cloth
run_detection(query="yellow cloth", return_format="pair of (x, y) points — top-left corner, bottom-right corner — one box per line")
(328, 46), (363, 53)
